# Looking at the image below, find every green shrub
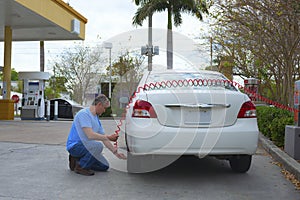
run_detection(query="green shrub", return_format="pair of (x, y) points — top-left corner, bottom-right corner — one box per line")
(102, 106), (112, 117)
(256, 106), (294, 147)
(101, 104), (126, 117)
(269, 117), (294, 147)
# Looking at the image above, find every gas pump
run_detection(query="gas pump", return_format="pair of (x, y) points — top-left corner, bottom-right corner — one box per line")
(19, 72), (50, 120)
(244, 78), (259, 101)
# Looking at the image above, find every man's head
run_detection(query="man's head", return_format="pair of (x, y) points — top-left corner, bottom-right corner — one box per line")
(92, 94), (110, 115)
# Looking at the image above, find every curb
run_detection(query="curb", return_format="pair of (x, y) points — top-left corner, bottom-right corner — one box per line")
(259, 133), (300, 181)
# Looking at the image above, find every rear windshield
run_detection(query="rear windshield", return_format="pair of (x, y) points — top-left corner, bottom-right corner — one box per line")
(145, 73), (237, 91)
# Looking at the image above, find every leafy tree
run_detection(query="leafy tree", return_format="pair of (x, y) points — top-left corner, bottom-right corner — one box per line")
(210, 0), (300, 106)
(11, 69), (19, 81)
(0, 68), (20, 93)
(108, 51), (145, 116)
(0, 68), (18, 81)
(133, 0), (209, 69)
(50, 44), (104, 104)
(109, 51), (145, 89)
(44, 76), (68, 99)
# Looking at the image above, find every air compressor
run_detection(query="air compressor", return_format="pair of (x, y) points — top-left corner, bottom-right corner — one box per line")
(244, 78), (259, 101)
(285, 80), (300, 160)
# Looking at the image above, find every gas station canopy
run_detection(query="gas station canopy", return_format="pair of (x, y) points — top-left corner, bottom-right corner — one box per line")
(0, 0), (88, 119)
(0, 0), (87, 41)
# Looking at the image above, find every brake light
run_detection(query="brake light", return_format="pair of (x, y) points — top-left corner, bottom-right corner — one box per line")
(132, 100), (157, 118)
(237, 101), (256, 118)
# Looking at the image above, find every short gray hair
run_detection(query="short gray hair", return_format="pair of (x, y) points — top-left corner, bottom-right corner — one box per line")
(92, 94), (109, 106)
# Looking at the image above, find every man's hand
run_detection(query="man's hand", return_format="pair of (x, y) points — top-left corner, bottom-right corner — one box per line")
(115, 152), (127, 160)
(112, 148), (127, 159)
(107, 133), (119, 142)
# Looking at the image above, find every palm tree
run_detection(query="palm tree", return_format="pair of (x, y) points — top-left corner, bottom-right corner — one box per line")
(133, 0), (209, 69)
(133, 0), (153, 71)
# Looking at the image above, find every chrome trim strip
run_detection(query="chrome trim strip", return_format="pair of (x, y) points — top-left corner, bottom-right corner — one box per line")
(165, 103), (231, 108)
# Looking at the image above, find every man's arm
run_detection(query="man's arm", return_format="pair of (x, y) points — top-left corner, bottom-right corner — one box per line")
(82, 127), (126, 159)
(83, 127), (108, 140)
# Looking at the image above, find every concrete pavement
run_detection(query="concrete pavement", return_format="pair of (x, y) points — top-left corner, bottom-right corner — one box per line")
(1, 119), (300, 179)
(259, 133), (300, 181)
(0, 119), (300, 199)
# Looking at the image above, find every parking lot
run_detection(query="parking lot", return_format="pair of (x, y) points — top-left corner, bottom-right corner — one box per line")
(0, 119), (299, 200)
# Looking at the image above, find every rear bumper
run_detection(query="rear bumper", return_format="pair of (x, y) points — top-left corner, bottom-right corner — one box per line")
(126, 118), (259, 156)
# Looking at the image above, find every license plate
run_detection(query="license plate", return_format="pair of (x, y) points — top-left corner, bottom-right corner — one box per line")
(184, 109), (211, 125)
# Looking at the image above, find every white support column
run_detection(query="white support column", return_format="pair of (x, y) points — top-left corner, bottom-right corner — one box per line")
(46, 100), (50, 121)
(54, 101), (58, 120)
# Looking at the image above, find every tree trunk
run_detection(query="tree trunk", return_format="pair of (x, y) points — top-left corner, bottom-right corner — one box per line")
(167, 6), (173, 69)
(148, 13), (153, 71)
(40, 41), (44, 72)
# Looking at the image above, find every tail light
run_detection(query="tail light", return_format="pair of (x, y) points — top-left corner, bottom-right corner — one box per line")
(237, 101), (256, 118)
(132, 100), (157, 118)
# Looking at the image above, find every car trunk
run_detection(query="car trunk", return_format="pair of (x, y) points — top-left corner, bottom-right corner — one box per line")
(146, 89), (246, 128)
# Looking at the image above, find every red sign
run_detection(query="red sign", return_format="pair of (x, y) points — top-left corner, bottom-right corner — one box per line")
(11, 94), (20, 103)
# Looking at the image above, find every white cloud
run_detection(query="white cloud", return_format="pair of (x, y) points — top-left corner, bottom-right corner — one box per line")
(0, 0), (211, 72)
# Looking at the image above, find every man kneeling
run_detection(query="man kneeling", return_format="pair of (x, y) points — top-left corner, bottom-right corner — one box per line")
(66, 94), (126, 176)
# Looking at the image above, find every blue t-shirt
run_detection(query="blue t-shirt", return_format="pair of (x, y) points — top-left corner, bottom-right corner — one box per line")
(66, 107), (104, 151)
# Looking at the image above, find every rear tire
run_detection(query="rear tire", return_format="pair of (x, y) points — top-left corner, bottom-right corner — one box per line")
(229, 155), (252, 173)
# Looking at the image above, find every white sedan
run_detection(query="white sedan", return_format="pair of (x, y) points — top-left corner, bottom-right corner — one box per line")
(125, 70), (259, 173)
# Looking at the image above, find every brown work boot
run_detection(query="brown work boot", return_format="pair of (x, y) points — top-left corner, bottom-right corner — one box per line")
(74, 163), (95, 176)
(69, 155), (78, 171)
